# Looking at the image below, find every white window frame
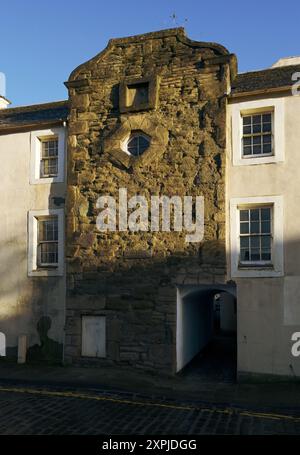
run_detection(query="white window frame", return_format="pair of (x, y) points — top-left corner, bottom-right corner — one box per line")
(28, 209), (64, 277)
(231, 98), (285, 166)
(230, 196), (284, 277)
(30, 127), (65, 184)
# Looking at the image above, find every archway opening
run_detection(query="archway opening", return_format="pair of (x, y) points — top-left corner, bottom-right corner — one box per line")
(176, 285), (237, 383)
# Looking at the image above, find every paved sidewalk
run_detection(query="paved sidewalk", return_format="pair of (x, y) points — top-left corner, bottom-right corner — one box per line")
(0, 361), (300, 414)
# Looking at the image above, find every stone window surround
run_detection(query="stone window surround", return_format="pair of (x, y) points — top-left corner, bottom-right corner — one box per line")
(30, 127), (65, 184)
(231, 97), (285, 166)
(229, 195), (284, 277)
(28, 208), (64, 277)
(119, 75), (160, 114)
(103, 114), (169, 170)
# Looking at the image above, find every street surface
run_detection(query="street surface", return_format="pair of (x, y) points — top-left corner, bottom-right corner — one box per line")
(0, 384), (299, 435)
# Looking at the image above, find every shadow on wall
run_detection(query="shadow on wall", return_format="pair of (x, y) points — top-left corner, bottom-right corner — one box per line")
(0, 165), (65, 364)
(27, 316), (62, 363)
(65, 213), (300, 378)
(65, 235), (228, 373)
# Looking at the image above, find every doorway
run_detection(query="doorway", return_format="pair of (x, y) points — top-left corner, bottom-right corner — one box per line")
(176, 284), (237, 382)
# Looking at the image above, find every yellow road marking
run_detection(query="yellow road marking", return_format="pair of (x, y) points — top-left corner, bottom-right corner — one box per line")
(0, 386), (298, 423)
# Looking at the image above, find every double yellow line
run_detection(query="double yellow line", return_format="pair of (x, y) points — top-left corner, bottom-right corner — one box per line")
(0, 385), (299, 423)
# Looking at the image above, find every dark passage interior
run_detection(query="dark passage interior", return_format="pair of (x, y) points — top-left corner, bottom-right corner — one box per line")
(177, 286), (237, 383)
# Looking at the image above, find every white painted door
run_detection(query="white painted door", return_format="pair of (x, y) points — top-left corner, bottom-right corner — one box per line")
(81, 316), (106, 358)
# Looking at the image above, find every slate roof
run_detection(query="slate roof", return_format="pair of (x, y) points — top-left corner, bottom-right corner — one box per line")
(232, 64), (300, 95)
(0, 100), (69, 131)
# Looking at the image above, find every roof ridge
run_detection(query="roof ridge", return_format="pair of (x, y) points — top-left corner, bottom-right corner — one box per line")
(237, 63), (300, 77)
(0, 99), (68, 115)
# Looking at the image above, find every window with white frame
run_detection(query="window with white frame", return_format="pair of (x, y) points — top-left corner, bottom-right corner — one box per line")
(230, 196), (283, 277)
(30, 128), (65, 184)
(239, 206), (272, 264)
(40, 137), (59, 178)
(242, 112), (273, 157)
(37, 216), (58, 267)
(28, 209), (64, 276)
(231, 98), (285, 166)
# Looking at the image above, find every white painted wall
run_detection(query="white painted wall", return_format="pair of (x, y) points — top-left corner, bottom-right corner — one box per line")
(176, 289), (214, 372)
(219, 292), (236, 332)
(0, 127), (66, 357)
(227, 93), (300, 378)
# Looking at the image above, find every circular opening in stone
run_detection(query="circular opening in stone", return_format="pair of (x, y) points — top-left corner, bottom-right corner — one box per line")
(126, 131), (150, 157)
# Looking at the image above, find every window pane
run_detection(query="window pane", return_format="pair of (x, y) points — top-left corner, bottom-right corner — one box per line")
(253, 136), (261, 145)
(40, 242), (58, 264)
(261, 250), (271, 261)
(127, 133), (150, 156)
(138, 136), (150, 154)
(252, 115), (261, 124)
(261, 208), (271, 221)
(243, 137), (252, 146)
(253, 124), (262, 134)
(42, 139), (58, 158)
(263, 143), (272, 154)
(250, 249), (260, 261)
(261, 221), (271, 234)
(240, 249), (250, 261)
(263, 113), (271, 122)
(250, 209), (259, 221)
(240, 223), (249, 234)
(261, 236), (271, 249)
(253, 145), (262, 154)
(39, 217), (58, 241)
(243, 126), (251, 135)
(250, 222), (259, 234)
(240, 210), (249, 221)
(263, 123), (272, 132)
(240, 236), (249, 248)
(263, 134), (272, 144)
(41, 158), (58, 176)
(243, 116), (251, 126)
(243, 146), (252, 155)
(250, 236), (260, 248)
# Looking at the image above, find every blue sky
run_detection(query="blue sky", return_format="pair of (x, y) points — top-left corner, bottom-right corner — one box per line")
(1, 0), (300, 107)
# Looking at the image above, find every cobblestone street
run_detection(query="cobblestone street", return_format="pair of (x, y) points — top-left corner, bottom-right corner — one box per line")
(0, 384), (299, 435)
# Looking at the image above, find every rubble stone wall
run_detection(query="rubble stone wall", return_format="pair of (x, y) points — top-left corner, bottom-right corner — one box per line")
(65, 28), (235, 373)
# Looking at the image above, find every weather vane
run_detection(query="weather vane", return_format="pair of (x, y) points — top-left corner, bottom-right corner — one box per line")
(170, 13), (188, 27)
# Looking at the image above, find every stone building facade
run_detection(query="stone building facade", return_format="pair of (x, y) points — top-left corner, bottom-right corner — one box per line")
(1, 27), (300, 380)
(64, 28), (236, 372)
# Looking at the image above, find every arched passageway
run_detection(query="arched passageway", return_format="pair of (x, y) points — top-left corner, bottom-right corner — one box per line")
(176, 284), (237, 382)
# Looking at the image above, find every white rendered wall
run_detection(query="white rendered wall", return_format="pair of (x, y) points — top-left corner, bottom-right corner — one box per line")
(0, 128), (66, 356)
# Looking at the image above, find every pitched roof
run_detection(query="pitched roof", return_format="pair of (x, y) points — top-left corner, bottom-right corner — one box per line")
(0, 100), (69, 132)
(231, 64), (300, 95)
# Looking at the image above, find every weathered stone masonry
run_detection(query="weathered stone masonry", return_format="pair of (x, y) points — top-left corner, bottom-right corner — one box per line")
(65, 28), (237, 373)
